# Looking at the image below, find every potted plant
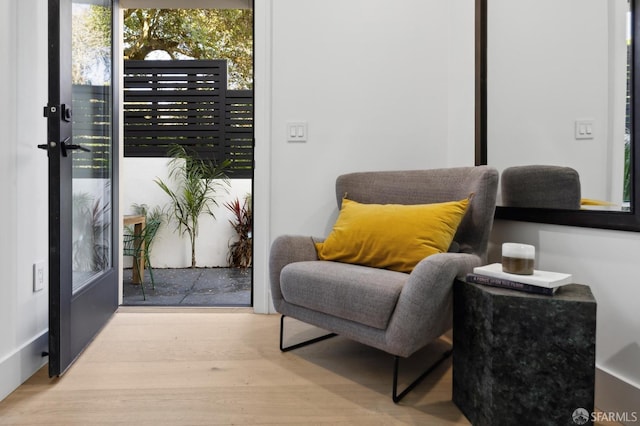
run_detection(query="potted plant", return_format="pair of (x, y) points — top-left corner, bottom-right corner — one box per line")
(155, 144), (231, 268)
(225, 193), (252, 268)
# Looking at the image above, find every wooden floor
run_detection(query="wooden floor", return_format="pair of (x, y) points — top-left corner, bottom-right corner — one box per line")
(0, 309), (470, 425)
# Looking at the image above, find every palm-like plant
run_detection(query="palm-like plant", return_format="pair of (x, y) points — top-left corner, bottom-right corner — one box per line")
(155, 144), (230, 268)
(224, 194), (252, 268)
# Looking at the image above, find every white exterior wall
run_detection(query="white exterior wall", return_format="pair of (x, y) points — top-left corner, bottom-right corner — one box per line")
(122, 158), (251, 268)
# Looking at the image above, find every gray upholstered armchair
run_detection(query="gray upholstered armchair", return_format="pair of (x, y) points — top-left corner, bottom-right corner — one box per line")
(501, 165), (581, 209)
(269, 166), (499, 402)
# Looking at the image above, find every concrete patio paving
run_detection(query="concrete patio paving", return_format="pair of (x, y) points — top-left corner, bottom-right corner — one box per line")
(122, 267), (252, 307)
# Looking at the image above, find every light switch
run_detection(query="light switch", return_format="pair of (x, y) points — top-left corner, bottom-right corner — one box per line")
(575, 119), (595, 140)
(286, 122), (308, 142)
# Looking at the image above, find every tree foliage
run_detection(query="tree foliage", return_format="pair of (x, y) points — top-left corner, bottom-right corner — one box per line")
(72, 5), (112, 85)
(123, 9), (253, 89)
(71, 8), (253, 88)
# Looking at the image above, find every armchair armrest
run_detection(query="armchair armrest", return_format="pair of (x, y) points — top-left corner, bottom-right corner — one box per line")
(386, 252), (482, 357)
(269, 235), (320, 310)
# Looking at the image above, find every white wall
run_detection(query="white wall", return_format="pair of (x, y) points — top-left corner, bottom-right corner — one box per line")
(488, 0), (627, 205)
(0, 0), (49, 402)
(267, 0), (475, 241)
(122, 158), (251, 268)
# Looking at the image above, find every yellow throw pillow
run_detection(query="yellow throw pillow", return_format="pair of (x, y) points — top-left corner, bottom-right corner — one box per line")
(315, 197), (470, 273)
(580, 198), (616, 206)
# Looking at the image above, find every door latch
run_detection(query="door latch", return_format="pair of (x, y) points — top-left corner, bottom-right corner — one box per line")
(60, 137), (90, 157)
(43, 104), (72, 122)
(37, 137), (90, 157)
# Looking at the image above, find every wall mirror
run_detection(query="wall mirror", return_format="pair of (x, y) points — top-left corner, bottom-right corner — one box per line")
(476, 0), (640, 231)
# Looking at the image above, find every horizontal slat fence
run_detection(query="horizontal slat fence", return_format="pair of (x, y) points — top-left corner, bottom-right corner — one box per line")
(123, 60), (254, 178)
(72, 84), (111, 179)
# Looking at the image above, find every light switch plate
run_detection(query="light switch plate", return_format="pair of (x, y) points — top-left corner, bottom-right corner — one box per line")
(575, 119), (595, 140)
(286, 122), (308, 142)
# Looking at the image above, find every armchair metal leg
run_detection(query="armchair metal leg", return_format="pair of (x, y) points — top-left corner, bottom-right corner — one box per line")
(279, 315), (451, 403)
(279, 315), (337, 352)
(392, 348), (453, 403)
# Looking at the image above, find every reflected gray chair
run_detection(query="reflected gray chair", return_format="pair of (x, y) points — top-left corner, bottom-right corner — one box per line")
(501, 165), (581, 209)
(269, 166), (499, 402)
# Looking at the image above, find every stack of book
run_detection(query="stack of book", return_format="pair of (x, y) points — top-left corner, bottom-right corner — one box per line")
(466, 263), (573, 296)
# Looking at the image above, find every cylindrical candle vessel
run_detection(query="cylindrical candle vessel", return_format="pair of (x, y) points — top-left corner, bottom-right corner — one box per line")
(502, 243), (535, 275)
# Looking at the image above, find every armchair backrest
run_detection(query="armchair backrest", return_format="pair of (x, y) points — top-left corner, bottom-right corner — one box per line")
(335, 166), (499, 261)
(500, 165), (581, 209)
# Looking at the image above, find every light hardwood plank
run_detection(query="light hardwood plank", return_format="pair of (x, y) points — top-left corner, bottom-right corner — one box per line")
(0, 312), (468, 425)
(0, 312), (614, 425)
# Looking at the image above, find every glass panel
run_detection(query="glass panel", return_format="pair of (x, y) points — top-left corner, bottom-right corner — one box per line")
(71, 0), (112, 293)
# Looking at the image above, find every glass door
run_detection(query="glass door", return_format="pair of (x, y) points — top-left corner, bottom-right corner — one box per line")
(45, 0), (118, 376)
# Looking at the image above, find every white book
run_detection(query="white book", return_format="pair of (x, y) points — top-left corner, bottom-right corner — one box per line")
(473, 263), (573, 288)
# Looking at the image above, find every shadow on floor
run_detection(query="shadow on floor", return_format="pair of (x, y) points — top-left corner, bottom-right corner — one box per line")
(122, 267), (252, 307)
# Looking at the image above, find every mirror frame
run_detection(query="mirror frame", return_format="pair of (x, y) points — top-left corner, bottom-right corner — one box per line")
(476, 0), (640, 231)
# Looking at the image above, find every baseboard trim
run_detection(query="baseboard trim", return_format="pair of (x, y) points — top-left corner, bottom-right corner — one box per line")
(0, 330), (48, 401)
(595, 365), (640, 425)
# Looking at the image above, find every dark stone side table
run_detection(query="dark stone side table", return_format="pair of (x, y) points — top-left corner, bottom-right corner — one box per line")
(452, 279), (597, 426)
